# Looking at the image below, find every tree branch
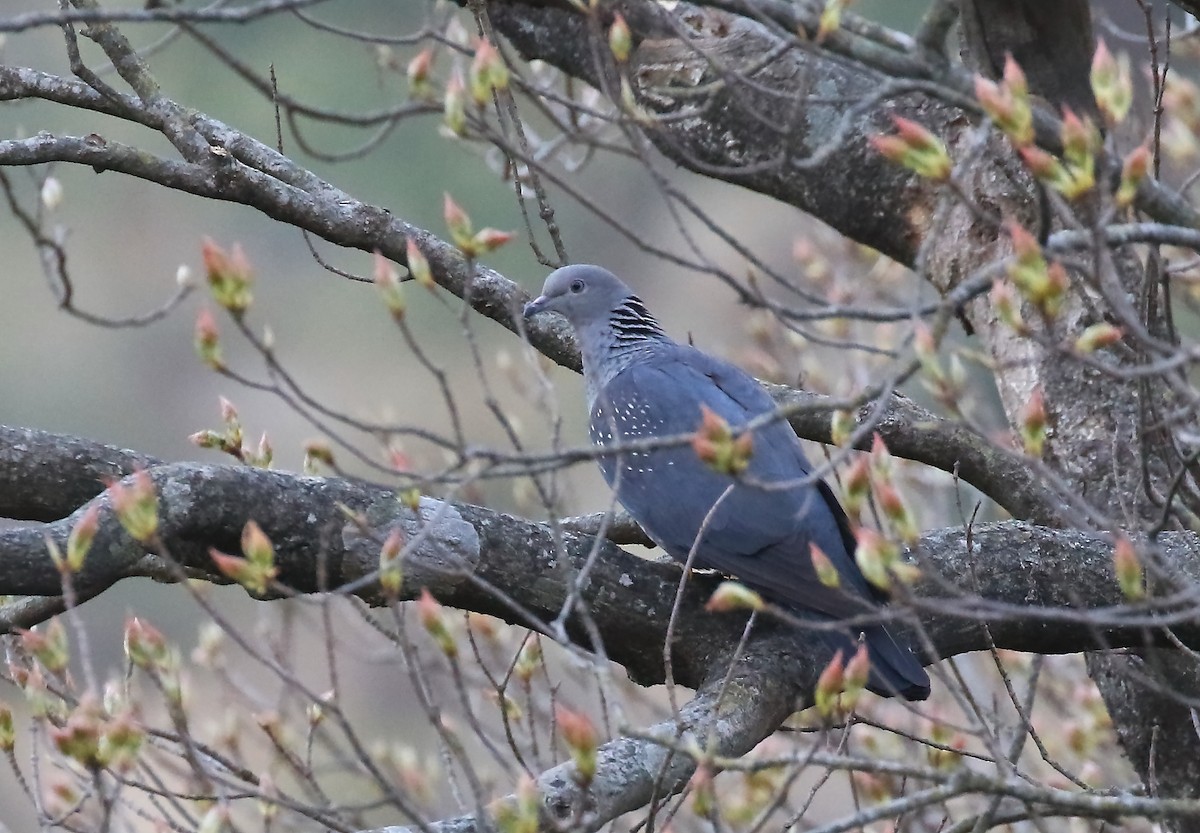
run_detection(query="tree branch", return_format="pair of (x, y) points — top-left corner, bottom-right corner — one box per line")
(488, 0), (1199, 266)
(769, 387), (1061, 526)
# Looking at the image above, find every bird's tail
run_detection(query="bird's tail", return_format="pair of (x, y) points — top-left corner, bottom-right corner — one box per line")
(821, 624), (930, 701)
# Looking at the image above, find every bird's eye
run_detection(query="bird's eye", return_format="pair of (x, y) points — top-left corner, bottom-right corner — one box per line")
(569, 279), (585, 294)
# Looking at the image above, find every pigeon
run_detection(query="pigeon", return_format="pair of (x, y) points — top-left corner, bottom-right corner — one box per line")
(524, 264), (930, 700)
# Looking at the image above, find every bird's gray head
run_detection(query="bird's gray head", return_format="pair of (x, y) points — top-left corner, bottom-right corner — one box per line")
(523, 264), (635, 327)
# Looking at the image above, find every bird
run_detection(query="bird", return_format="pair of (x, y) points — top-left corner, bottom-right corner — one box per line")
(524, 264), (930, 701)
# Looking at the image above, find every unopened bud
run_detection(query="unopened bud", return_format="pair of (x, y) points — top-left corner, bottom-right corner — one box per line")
(124, 617), (168, 669)
(65, 504), (100, 573)
(241, 521), (275, 569)
(1003, 54), (1028, 97)
(443, 193), (475, 253)
(816, 0), (848, 42)
(194, 307), (223, 370)
(1008, 220), (1040, 262)
(928, 734), (967, 770)
(1020, 387), (1048, 457)
(830, 409), (854, 448)
(201, 238), (253, 315)
(108, 470), (158, 542)
(399, 487), (422, 511)
(869, 433), (893, 478)
(975, 58), (1033, 146)
(854, 527), (898, 590)
(1061, 109), (1100, 169)
(41, 176), (63, 211)
(253, 432), (273, 468)
(469, 39), (509, 105)
(406, 237), (435, 290)
(514, 638), (541, 683)
(1091, 41), (1132, 126)
(1075, 322), (1123, 353)
(841, 454), (871, 520)
(815, 650), (845, 717)
(1018, 146), (1078, 196)
(555, 706), (598, 785)
(990, 279), (1025, 331)
(842, 643), (871, 709)
(407, 48), (435, 99)
(810, 544), (840, 588)
(98, 710), (144, 772)
(493, 774), (539, 833)
(705, 581), (764, 612)
(51, 703), (102, 768)
(870, 117), (953, 181)
(608, 13), (632, 62)
(443, 71), (467, 136)
(380, 528), (404, 596)
(852, 771), (894, 804)
(418, 588), (457, 657)
(1116, 144), (1151, 208)
(1006, 222), (1068, 317)
(303, 439), (335, 473)
(876, 481), (919, 545)
(691, 765), (716, 817)
(374, 250), (406, 320)
(0, 704), (13, 751)
(1113, 537), (1145, 600)
(20, 620), (69, 674)
(473, 228), (516, 253)
(691, 405), (753, 474)
(214, 530), (278, 596)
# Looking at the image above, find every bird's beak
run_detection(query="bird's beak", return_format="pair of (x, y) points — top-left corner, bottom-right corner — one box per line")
(523, 295), (551, 318)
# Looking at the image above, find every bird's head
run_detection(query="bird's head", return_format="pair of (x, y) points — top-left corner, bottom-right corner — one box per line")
(523, 264), (634, 328)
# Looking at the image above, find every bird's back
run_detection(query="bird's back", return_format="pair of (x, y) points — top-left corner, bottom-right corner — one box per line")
(589, 342), (930, 700)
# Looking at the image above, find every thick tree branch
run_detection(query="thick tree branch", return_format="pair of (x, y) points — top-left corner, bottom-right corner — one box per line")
(769, 387), (1061, 526)
(0, 93), (577, 372)
(491, 1), (953, 266)
(0, 425), (159, 523)
(9, 425), (1200, 655)
(958, 0), (1097, 117)
(488, 0), (1199, 263)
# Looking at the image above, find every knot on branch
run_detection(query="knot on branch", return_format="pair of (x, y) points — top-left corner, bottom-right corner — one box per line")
(342, 496), (481, 602)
